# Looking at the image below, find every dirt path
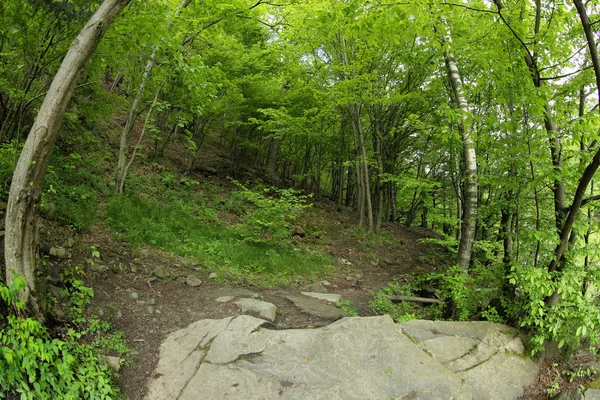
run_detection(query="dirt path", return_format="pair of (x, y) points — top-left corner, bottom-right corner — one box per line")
(73, 213), (443, 399)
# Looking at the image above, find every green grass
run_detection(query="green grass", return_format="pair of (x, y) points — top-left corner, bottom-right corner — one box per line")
(106, 187), (332, 286)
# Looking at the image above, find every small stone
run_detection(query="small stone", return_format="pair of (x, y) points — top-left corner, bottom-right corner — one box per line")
(216, 296), (234, 303)
(153, 266), (170, 279)
(95, 308), (105, 317)
(292, 226), (306, 238)
(320, 280), (331, 286)
(147, 298), (156, 305)
(111, 263), (124, 274)
(354, 274), (363, 280)
(101, 356), (121, 373)
(147, 305), (156, 315)
(129, 263), (137, 273)
(136, 300), (146, 306)
(50, 247), (68, 259)
(234, 298), (277, 322)
(115, 310), (123, 318)
(345, 276), (353, 281)
(251, 293), (260, 299)
(302, 282), (327, 293)
(128, 292), (139, 300)
(63, 238), (75, 248)
(90, 264), (109, 273)
(209, 272), (218, 279)
(185, 275), (202, 287)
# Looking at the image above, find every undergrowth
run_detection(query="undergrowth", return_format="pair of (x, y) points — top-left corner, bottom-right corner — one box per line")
(0, 273), (128, 399)
(107, 172), (331, 285)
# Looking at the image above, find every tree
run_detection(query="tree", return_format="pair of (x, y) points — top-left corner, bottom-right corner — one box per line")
(4, 0), (131, 318)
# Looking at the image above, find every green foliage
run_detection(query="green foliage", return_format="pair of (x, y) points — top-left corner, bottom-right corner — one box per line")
(509, 263), (600, 355)
(336, 300), (358, 317)
(0, 277), (124, 400)
(370, 281), (443, 322)
(107, 173), (331, 285)
(0, 142), (20, 202)
(58, 266), (94, 326)
(232, 182), (311, 246)
(42, 153), (103, 231)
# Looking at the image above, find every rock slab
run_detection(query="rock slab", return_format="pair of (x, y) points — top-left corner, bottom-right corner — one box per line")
(286, 294), (346, 320)
(146, 315), (470, 400)
(399, 319), (538, 400)
(301, 292), (342, 304)
(234, 298), (277, 322)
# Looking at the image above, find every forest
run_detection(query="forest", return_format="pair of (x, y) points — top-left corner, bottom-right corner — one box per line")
(2, 0), (600, 398)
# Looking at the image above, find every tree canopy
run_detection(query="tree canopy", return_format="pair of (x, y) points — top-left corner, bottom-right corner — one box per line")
(3, 0), (600, 357)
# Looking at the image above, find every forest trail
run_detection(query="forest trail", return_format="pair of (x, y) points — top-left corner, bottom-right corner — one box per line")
(45, 195), (444, 399)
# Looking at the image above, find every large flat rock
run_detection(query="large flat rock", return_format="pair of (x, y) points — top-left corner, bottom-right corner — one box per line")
(146, 316), (471, 400)
(399, 319), (538, 400)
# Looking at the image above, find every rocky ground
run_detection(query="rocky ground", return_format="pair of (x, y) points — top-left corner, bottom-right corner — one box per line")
(37, 200), (443, 399)
(12, 192), (600, 399)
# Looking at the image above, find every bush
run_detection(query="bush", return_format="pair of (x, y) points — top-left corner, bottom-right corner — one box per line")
(0, 277), (124, 399)
(43, 153), (102, 231)
(232, 182), (310, 245)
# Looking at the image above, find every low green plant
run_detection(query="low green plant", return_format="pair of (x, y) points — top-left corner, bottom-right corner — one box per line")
(337, 300), (358, 317)
(0, 277), (124, 399)
(370, 282), (443, 322)
(232, 182), (310, 245)
(107, 177), (331, 286)
(58, 265), (94, 326)
(508, 262), (600, 355)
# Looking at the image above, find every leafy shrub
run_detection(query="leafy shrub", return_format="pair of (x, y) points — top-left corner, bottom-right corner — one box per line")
(0, 277), (124, 399)
(43, 153), (102, 231)
(508, 263), (600, 355)
(232, 182), (310, 245)
(370, 282), (443, 322)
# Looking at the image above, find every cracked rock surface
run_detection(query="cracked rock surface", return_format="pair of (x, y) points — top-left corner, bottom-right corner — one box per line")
(146, 316), (537, 400)
(399, 319), (538, 400)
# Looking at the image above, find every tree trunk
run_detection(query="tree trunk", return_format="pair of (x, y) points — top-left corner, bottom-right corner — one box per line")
(116, 0), (190, 193)
(4, 0), (130, 318)
(443, 43), (478, 272)
(266, 137), (280, 177)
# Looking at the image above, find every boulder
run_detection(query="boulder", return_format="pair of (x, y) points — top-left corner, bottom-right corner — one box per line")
(399, 319), (537, 400)
(100, 356), (122, 373)
(145, 316), (470, 400)
(292, 226), (306, 237)
(50, 247), (68, 259)
(286, 294), (347, 320)
(234, 298), (277, 322)
(153, 266), (170, 279)
(302, 281), (328, 293)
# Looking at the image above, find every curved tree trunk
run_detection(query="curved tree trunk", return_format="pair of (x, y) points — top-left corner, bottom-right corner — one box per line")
(4, 0), (131, 318)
